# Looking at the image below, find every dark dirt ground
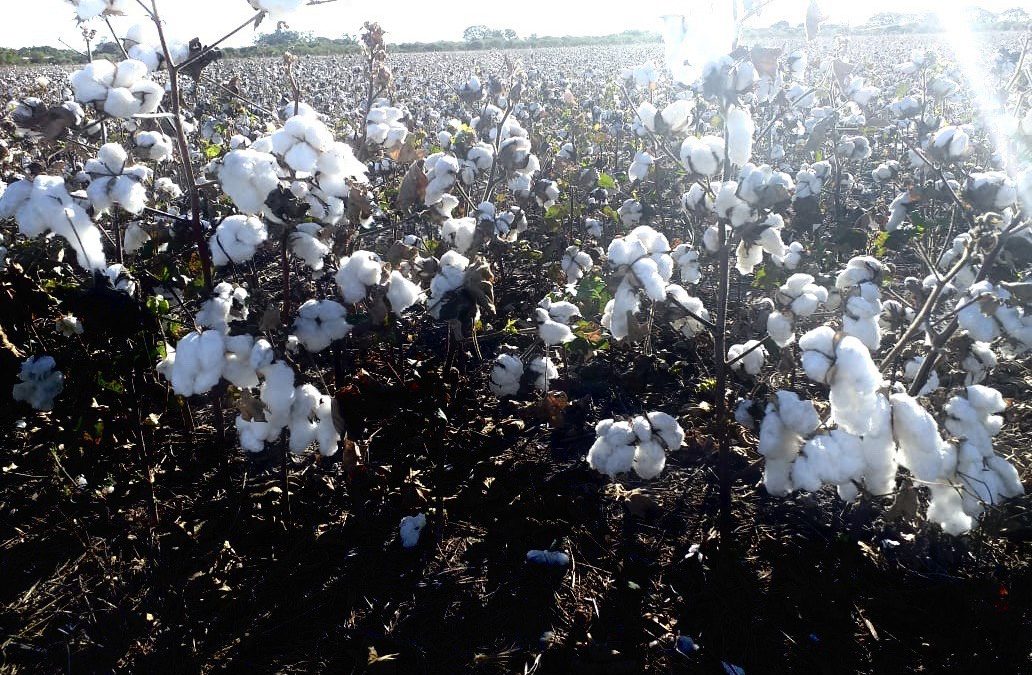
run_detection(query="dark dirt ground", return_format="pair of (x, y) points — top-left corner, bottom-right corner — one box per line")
(1, 309), (1030, 674)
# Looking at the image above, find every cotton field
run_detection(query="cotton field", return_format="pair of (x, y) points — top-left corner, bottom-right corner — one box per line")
(1, 0), (1030, 672)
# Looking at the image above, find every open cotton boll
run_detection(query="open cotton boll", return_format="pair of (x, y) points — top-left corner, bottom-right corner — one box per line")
(222, 335), (259, 389)
(671, 245), (701, 284)
(539, 297), (580, 325)
(335, 250), (384, 303)
(195, 282), (248, 334)
(0, 175), (107, 271)
(529, 356), (558, 392)
(287, 384), (339, 456)
(927, 482), (974, 535)
(258, 361), (296, 429)
(725, 106), (754, 166)
(680, 135), (723, 176)
(628, 151), (654, 183)
(13, 356), (64, 411)
(827, 335), (882, 436)
(602, 281), (640, 342)
(399, 513), (426, 548)
(270, 115), (336, 174)
(791, 430), (865, 494)
(799, 326), (835, 383)
(633, 438), (667, 480)
(135, 131), (173, 162)
(903, 357), (939, 396)
(69, 0), (127, 20)
(962, 342), (997, 385)
(84, 143), (151, 215)
(489, 353), (524, 398)
(427, 250), (470, 319)
(767, 311), (794, 347)
(293, 300), (352, 352)
(561, 246), (593, 291)
(713, 182), (754, 228)
(728, 340), (766, 376)
(289, 223), (330, 270)
(534, 308), (574, 346)
(665, 285), (710, 337)
(386, 271), (423, 314)
(843, 290), (883, 351)
(647, 411), (685, 450)
(219, 149), (281, 215)
(587, 419), (636, 477)
(758, 391), (821, 496)
(161, 330), (226, 397)
(890, 393), (953, 483)
(617, 199), (643, 227)
(928, 125), (970, 163)
(210, 215), (268, 266)
(737, 165), (794, 210)
(441, 217), (476, 254)
(249, 0), (306, 16)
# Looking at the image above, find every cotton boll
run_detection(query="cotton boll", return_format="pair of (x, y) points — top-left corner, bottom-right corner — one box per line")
(633, 438), (666, 479)
(665, 285), (710, 337)
(962, 342), (996, 385)
(767, 311), (795, 347)
(889, 393), (952, 482)
(628, 151), (654, 183)
(1, 176), (107, 271)
(726, 106), (754, 166)
(681, 135), (730, 177)
(222, 335), (259, 389)
(293, 299), (352, 352)
(529, 356), (558, 392)
(526, 549), (571, 566)
(441, 217), (476, 254)
(386, 271), (422, 314)
(399, 513), (426, 548)
(210, 215), (268, 266)
(713, 181), (754, 228)
(162, 330), (226, 397)
(903, 357), (939, 396)
(646, 411), (684, 450)
(219, 149), (281, 215)
(489, 353), (524, 398)
(534, 308), (575, 346)
(561, 246), (593, 290)
(799, 326), (836, 383)
(791, 430), (865, 494)
(12, 356), (64, 410)
(335, 250), (384, 303)
(289, 223), (330, 270)
(671, 245), (701, 284)
(617, 199), (642, 227)
(728, 340), (766, 376)
(135, 131), (173, 162)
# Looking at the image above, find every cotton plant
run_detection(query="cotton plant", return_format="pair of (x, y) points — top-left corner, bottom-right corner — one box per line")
(70, 59), (163, 118)
(587, 412), (685, 480)
(0, 174), (106, 270)
(12, 356), (64, 411)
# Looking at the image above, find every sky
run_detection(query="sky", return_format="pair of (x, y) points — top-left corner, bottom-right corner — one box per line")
(0, 0), (1023, 50)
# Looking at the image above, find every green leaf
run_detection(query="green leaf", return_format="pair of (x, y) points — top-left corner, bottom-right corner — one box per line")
(597, 172), (617, 190)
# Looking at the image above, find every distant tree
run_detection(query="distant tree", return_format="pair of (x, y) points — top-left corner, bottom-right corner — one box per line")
(501, 28), (518, 41)
(462, 25), (490, 42)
